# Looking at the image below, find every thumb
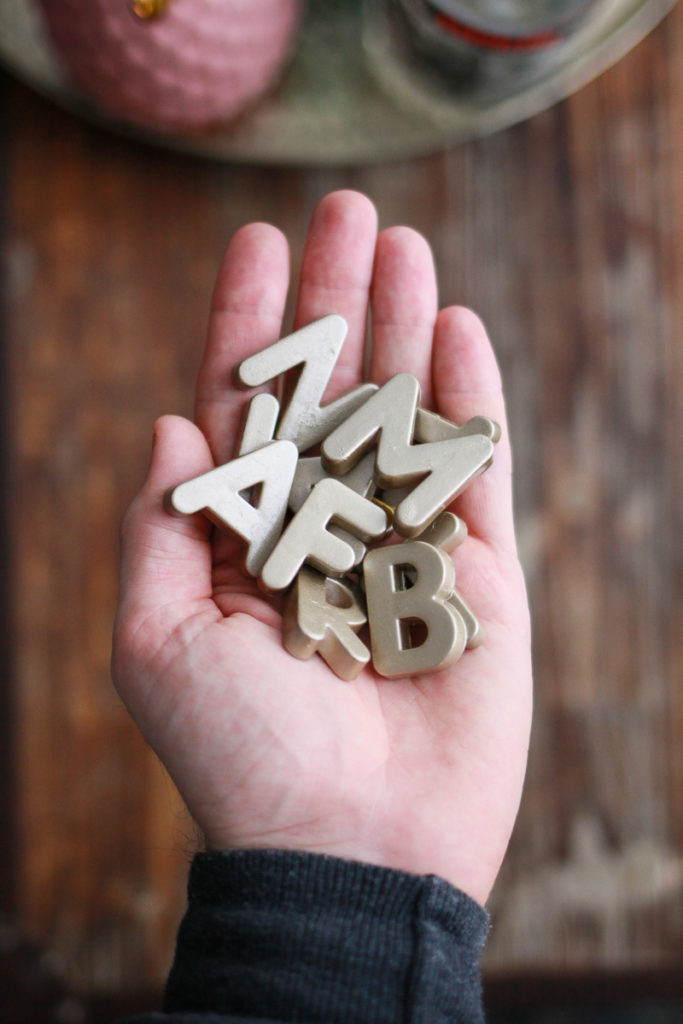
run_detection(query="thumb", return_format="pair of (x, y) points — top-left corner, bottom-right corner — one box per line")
(116, 414), (215, 636)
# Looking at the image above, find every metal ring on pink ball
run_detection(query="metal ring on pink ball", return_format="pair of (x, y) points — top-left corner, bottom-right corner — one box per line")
(38, 0), (304, 131)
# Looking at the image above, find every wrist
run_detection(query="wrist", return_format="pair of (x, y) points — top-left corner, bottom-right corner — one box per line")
(164, 849), (489, 1024)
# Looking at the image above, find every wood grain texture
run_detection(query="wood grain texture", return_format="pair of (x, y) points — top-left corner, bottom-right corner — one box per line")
(1, 1), (682, 997)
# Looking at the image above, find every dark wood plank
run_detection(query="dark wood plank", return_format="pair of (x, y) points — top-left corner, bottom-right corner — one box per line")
(1, 1), (682, 997)
(0, 73), (18, 921)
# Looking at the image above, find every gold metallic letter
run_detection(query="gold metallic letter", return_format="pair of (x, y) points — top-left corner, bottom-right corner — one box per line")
(322, 373), (495, 537)
(414, 408), (500, 445)
(414, 512), (483, 649)
(363, 540), (467, 678)
(261, 478), (388, 592)
(238, 392), (280, 456)
(237, 315), (377, 452)
(167, 440), (298, 577)
(284, 567), (370, 681)
(288, 451), (378, 568)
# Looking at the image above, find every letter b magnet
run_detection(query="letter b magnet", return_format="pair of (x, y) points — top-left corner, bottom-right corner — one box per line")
(363, 541), (467, 678)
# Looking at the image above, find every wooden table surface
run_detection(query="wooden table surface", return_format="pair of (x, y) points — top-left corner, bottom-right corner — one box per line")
(1, 3), (682, 1016)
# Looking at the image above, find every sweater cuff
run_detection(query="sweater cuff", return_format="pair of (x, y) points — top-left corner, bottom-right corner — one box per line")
(158, 849), (488, 1024)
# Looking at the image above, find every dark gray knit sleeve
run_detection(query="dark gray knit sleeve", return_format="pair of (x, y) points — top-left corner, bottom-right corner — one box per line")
(120, 849), (489, 1024)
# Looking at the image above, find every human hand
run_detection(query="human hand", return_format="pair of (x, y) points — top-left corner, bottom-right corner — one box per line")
(111, 190), (532, 906)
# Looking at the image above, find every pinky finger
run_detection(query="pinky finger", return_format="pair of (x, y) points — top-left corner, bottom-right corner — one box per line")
(432, 306), (516, 554)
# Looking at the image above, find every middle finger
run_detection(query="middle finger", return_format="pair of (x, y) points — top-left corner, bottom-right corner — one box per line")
(293, 190), (378, 401)
(369, 226), (438, 408)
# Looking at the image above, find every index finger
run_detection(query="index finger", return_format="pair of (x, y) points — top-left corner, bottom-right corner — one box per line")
(195, 223), (290, 465)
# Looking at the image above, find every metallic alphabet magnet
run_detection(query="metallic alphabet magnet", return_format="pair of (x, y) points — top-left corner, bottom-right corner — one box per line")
(363, 541), (467, 678)
(414, 510), (468, 553)
(167, 314), (498, 679)
(413, 512), (483, 649)
(236, 315), (377, 452)
(321, 372), (496, 537)
(260, 478), (388, 592)
(238, 392), (280, 456)
(289, 451), (379, 568)
(167, 439), (298, 577)
(415, 408), (501, 445)
(283, 566), (370, 681)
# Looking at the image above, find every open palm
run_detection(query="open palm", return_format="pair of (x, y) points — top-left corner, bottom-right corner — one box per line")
(112, 191), (532, 907)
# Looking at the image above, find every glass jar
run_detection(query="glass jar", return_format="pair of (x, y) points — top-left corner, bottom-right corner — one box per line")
(365, 0), (606, 89)
(418, 0), (598, 45)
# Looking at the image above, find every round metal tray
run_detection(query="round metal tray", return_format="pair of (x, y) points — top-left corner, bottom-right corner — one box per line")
(0, 0), (676, 164)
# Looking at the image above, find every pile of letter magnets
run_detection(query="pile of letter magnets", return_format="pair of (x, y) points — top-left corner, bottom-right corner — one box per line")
(167, 315), (500, 681)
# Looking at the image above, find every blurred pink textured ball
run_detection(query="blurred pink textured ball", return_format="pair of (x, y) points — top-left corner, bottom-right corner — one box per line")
(38, 0), (303, 131)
